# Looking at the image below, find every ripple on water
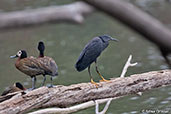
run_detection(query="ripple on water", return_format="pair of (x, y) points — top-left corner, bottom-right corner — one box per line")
(160, 65), (168, 69)
(166, 96), (171, 100)
(160, 87), (167, 92)
(143, 97), (157, 104)
(121, 111), (139, 114)
(130, 96), (139, 100)
(121, 112), (129, 114)
(160, 100), (169, 104)
(130, 111), (138, 114)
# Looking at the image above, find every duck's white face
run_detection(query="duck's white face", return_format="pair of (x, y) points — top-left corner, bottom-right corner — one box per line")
(16, 50), (22, 57)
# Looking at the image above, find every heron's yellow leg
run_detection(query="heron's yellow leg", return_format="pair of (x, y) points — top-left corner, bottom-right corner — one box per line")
(95, 60), (110, 82)
(90, 79), (99, 87)
(96, 71), (110, 82)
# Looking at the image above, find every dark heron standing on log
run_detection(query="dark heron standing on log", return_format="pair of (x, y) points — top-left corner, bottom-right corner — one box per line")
(1, 82), (26, 96)
(37, 41), (58, 87)
(75, 35), (118, 86)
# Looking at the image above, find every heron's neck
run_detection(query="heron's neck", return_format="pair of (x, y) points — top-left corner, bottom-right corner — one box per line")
(102, 42), (109, 51)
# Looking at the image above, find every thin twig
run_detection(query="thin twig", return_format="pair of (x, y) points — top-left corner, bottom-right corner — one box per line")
(120, 55), (137, 78)
(95, 98), (113, 114)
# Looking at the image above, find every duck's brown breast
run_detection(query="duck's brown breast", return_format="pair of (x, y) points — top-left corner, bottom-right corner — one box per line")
(15, 57), (45, 77)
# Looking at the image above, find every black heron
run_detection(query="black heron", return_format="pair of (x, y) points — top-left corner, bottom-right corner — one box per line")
(75, 35), (118, 86)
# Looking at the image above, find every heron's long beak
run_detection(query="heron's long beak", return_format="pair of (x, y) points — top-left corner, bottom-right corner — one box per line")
(110, 37), (119, 42)
(10, 55), (18, 58)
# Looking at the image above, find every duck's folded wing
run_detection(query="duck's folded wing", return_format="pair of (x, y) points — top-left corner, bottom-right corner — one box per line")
(17, 58), (45, 76)
(37, 57), (58, 76)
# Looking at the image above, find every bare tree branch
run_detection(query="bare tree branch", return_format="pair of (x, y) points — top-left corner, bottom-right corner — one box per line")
(28, 98), (120, 114)
(120, 55), (137, 78)
(0, 69), (170, 114)
(0, 2), (93, 30)
(84, 0), (171, 51)
(95, 98), (113, 114)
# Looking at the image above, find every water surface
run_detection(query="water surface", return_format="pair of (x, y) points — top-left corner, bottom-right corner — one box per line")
(0, 0), (170, 113)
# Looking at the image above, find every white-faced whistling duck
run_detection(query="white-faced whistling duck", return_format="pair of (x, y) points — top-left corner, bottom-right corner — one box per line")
(1, 82), (26, 96)
(37, 41), (58, 87)
(10, 50), (53, 89)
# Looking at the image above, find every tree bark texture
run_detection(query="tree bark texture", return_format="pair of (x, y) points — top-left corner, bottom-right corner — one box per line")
(0, 2), (93, 30)
(0, 70), (170, 114)
(84, 0), (171, 50)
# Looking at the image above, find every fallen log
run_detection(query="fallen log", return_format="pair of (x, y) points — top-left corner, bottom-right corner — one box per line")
(0, 70), (170, 114)
(0, 2), (93, 30)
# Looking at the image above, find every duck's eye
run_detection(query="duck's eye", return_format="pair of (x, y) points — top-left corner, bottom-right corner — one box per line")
(17, 51), (22, 56)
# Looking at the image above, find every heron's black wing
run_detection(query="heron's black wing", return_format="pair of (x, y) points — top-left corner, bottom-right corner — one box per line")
(75, 37), (103, 71)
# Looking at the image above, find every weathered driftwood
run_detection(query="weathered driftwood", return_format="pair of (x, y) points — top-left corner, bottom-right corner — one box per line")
(0, 2), (93, 30)
(0, 70), (171, 114)
(84, 0), (171, 50)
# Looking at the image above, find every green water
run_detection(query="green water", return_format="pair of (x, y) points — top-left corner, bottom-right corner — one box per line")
(0, 0), (170, 114)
